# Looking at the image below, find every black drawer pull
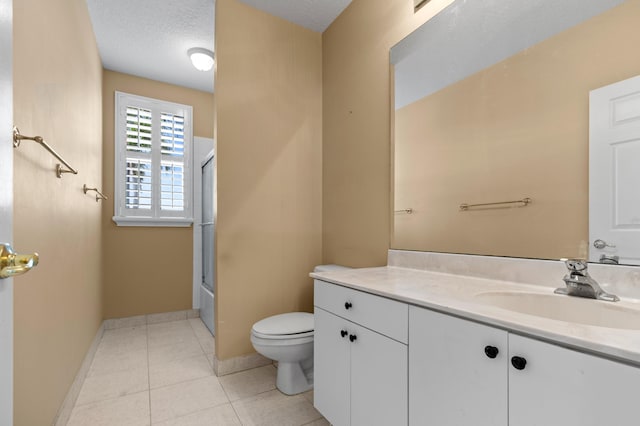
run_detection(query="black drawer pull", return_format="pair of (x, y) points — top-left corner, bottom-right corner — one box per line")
(340, 330), (348, 338)
(349, 334), (357, 342)
(345, 302), (353, 310)
(484, 345), (499, 359)
(511, 356), (527, 370)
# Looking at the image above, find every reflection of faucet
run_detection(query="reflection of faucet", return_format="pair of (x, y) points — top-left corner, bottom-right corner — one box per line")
(554, 259), (619, 302)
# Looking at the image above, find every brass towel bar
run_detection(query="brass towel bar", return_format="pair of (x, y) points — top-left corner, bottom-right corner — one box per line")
(395, 208), (414, 214)
(13, 126), (78, 178)
(83, 184), (108, 202)
(460, 197), (532, 211)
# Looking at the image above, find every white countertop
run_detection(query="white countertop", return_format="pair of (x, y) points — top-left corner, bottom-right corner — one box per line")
(311, 266), (640, 366)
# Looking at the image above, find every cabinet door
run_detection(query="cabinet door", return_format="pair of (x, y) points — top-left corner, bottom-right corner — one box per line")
(350, 323), (408, 426)
(509, 334), (640, 426)
(409, 307), (508, 426)
(314, 307), (351, 426)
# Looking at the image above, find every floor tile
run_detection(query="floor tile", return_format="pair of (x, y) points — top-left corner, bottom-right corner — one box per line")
(188, 318), (212, 340)
(197, 336), (215, 355)
(152, 403), (241, 426)
(148, 321), (198, 349)
(89, 348), (148, 378)
(232, 389), (323, 426)
(148, 339), (204, 366)
(219, 365), (277, 401)
(101, 325), (147, 343)
(148, 311), (188, 325)
(302, 390), (314, 405)
(76, 366), (149, 406)
(69, 313), (329, 426)
(149, 353), (213, 389)
(97, 327), (148, 355)
(67, 391), (150, 426)
(302, 418), (330, 426)
(150, 376), (229, 423)
(205, 352), (214, 369)
(104, 315), (147, 330)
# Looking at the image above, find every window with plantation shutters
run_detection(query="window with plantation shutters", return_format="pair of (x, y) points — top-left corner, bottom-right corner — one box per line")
(114, 92), (193, 226)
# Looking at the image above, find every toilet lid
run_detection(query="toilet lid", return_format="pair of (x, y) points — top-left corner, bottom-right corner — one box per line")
(252, 312), (313, 336)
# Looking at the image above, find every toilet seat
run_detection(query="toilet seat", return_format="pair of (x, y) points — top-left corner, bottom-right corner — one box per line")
(251, 329), (314, 340)
(251, 312), (313, 340)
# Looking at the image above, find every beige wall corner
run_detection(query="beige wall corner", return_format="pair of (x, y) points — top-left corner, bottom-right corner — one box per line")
(321, 0), (454, 267)
(214, 0), (323, 360)
(101, 71), (214, 319)
(12, 0), (103, 424)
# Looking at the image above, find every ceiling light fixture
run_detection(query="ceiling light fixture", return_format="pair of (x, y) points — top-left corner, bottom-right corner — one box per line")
(188, 47), (215, 72)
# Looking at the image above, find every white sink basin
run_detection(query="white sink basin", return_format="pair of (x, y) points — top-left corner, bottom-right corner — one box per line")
(475, 291), (640, 330)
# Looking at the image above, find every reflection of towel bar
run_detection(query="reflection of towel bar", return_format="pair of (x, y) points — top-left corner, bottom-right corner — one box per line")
(395, 208), (413, 214)
(460, 198), (531, 211)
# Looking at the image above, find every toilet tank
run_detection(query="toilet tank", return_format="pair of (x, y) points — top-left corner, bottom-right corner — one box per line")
(313, 264), (351, 273)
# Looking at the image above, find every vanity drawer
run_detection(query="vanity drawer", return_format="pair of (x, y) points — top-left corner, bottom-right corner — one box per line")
(314, 280), (408, 343)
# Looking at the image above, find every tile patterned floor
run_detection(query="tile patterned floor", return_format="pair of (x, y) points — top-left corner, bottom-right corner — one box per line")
(67, 318), (328, 426)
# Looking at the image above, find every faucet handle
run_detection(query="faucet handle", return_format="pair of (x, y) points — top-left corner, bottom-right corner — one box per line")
(562, 259), (588, 273)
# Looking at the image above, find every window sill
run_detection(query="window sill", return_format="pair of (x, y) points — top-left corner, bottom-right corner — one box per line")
(112, 216), (193, 227)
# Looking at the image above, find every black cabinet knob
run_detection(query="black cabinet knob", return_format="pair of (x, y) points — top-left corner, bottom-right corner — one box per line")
(484, 345), (499, 359)
(340, 330), (348, 338)
(349, 334), (357, 342)
(511, 356), (527, 370)
(344, 302), (353, 310)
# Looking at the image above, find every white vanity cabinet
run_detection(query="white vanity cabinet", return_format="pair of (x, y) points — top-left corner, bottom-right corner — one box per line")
(314, 280), (408, 426)
(509, 334), (640, 426)
(408, 306), (508, 426)
(409, 305), (640, 426)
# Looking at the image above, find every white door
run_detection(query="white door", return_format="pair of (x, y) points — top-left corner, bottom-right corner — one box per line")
(0, 0), (13, 423)
(590, 75), (640, 265)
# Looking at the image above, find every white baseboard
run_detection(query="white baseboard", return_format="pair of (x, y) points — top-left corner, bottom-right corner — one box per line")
(213, 352), (273, 377)
(104, 308), (199, 330)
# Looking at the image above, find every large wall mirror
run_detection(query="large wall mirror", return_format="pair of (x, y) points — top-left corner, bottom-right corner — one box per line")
(391, 0), (640, 265)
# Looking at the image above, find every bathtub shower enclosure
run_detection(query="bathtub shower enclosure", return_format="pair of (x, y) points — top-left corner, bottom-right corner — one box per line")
(200, 151), (215, 335)
(193, 137), (215, 336)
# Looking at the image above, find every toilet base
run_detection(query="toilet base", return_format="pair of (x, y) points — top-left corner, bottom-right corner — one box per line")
(276, 358), (313, 395)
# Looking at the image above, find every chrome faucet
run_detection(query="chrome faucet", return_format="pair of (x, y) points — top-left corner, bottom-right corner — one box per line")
(554, 259), (619, 302)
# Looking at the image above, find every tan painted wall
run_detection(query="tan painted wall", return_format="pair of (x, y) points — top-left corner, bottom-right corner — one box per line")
(215, 0), (322, 360)
(102, 70), (214, 319)
(322, 0), (454, 267)
(394, 1), (640, 260)
(12, 0), (103, 424)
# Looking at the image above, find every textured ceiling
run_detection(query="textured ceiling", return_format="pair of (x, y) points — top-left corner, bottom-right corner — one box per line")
(238, 0), (352, 32)
(86, 0), (351, 93)
(86, 0), (215, 93)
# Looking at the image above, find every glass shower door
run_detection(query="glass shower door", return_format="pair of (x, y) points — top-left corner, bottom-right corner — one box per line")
(200, 155), (214, 335)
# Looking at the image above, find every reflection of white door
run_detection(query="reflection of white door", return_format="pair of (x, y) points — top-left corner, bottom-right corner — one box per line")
(590, 75), (640, 265)
(0, 0), (13, 423)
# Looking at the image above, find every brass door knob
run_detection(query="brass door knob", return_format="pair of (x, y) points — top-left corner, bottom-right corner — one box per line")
(0, 243), (39, 279)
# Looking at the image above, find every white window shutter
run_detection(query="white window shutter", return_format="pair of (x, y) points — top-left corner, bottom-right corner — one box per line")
(113, 92), (193, 227)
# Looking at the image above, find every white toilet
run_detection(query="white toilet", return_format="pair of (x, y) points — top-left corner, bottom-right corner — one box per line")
(250, 264), (350, 395)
